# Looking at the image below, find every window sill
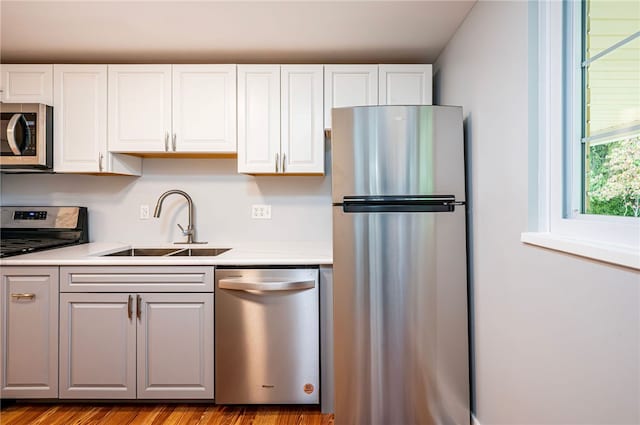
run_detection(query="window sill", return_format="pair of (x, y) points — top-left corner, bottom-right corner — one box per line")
(521, 232), (640, 271)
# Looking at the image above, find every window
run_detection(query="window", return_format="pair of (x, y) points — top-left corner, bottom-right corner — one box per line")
(521, 0), (640, 270)
(580, 1), (640, 218)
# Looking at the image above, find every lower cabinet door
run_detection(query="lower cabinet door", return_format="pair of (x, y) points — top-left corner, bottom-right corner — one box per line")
(59, 293), (136, 399)
(137, 293), (214, 399)
(1, 267), (59, 398)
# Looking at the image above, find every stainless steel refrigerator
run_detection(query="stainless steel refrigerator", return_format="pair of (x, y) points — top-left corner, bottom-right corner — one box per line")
(332, 105), (470, 425)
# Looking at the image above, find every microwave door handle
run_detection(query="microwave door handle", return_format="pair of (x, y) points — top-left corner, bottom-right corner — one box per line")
(6, 113), (30, 155)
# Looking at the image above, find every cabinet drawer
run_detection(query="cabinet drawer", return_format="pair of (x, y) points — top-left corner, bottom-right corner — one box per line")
(60, 266), (214, 292)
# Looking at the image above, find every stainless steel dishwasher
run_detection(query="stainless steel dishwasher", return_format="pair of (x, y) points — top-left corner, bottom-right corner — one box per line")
(215, 268), (319, 404)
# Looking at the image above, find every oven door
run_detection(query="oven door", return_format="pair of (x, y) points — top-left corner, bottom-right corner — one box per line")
(0, 103), (52, 170)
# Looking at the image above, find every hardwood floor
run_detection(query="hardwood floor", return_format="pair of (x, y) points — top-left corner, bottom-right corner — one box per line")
(0, 403), (335, 425)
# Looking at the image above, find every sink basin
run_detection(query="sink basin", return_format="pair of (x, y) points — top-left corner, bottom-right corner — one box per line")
(104, 247), (231, 257)
(105, 248), (180, 257)
(169, 248), (231, 257)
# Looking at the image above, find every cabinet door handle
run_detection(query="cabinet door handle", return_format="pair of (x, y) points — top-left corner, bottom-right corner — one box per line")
(172, 133), (177, 151)
(282, 153), (286, 173)
(275, 153), (279, 173)
(10, 293), (35, 300)
(136, 294), (142, 320)
(98, 153), (104, 172)
(127, 295), (133, 319)
(164, 132), (169, 152)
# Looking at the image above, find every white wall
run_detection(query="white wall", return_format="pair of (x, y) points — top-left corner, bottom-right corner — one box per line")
(0, 158), (332, 248)
(435, 2), (640, 424)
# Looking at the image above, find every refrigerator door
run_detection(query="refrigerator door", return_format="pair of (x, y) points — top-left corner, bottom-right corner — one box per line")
(331, 105), (465, 203)
(333, 206), (469, 425)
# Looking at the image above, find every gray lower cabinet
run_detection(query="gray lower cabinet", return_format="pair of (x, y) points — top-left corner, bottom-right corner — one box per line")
(0, 267), (59, 398)
(137, 293), (213, 399)
(59, 293), (136, 399)
(59, 266), (214, 400)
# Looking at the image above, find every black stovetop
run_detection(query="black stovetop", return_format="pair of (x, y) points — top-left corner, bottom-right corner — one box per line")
(0, 206), (89, 258)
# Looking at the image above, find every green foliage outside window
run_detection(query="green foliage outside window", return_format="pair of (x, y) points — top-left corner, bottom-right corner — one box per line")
(586, 136), (640, 217)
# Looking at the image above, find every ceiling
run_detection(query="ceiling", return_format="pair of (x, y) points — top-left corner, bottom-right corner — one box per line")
(0, 0), (476, 64)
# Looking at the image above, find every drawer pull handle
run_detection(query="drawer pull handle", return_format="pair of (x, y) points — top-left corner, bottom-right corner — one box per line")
(10, 293), (35, 300)
(136, 294), (142, 320)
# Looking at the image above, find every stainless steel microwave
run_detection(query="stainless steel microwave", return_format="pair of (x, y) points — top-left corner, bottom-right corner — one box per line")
(0, 102), (53, 172)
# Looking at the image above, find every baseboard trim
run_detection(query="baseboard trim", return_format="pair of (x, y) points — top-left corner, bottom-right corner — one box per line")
(472, 414), (481, 425)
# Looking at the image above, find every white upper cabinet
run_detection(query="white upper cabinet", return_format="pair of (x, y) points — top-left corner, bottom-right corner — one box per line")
(323, 65), (378, 129)
(324, 64), (433, 128)
(237, 65), (281, 174)
(109, 64), (236, 154)
(238, 65), (324, 175)
(172, 65), (236, 153)
(0, 64), (53, 105)
(108, 65), (172, 153)
(1, 62), (430, 172)
(281, 65), (324, 174)
(53, 65), (141, 175)
(379, 64), (432, 105)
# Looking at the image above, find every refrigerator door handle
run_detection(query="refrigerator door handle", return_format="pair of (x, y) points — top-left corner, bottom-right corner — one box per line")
(341, 195), (464, 213)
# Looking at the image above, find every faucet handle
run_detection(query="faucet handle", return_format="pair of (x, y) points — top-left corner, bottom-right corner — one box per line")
(177, 223), (190, 236)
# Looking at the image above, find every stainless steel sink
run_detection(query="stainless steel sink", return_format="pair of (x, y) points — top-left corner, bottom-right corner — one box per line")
(104, 247), (231, 257)
(169, 248), (231, 257)
(105, 248), (180, 256)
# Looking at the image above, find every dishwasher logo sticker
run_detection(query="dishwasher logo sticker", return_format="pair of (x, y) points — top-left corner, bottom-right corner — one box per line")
(304, 384), (314, 394)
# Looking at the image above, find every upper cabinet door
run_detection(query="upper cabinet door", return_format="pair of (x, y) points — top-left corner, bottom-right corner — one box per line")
(323, 65), (378, 129)
(0, 65), (53, 105)
(281, 65), (324, 174)
(172, 65), (237, 153)
(237, 65), (281, 174)
(108, 65), (172, 153)
(53, 65), (107, 173)
(378, 64), (433, 105)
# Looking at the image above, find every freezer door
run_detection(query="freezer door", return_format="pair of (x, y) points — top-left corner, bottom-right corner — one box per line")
(333, 206), (469, 425)
(331, 105), (465, 203)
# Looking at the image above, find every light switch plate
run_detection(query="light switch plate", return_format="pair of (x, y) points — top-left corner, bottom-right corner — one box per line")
(140, 204), (150, 220)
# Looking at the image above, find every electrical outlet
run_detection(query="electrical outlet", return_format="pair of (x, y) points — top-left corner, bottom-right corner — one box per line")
(251, 204), (272, 219)
(140, 204), (150, 220)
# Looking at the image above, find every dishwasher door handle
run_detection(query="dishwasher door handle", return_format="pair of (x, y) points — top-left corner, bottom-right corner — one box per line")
(218, 278), (315, 291)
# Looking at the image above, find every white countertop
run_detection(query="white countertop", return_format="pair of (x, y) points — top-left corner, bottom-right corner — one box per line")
(0, 241), (333, 266)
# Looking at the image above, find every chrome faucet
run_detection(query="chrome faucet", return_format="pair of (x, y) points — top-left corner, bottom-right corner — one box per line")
(153, 189), (206, 244)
